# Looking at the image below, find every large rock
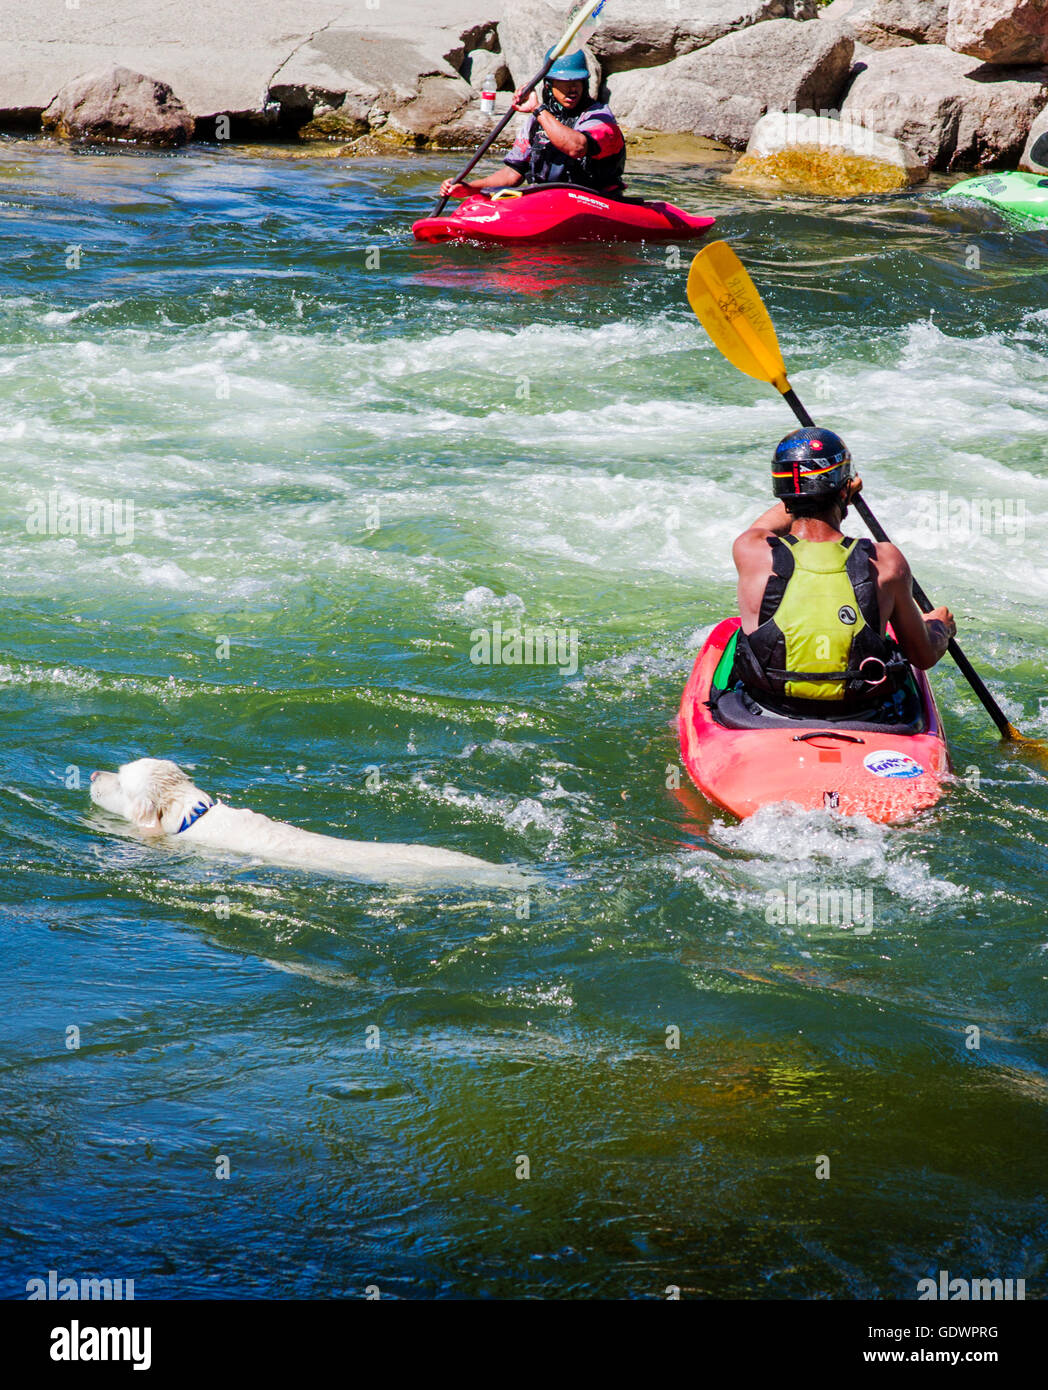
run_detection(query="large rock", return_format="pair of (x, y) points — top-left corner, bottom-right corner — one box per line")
(606, 18), (854, 148)
(270, 25), (481, 145)
(1019, 102), (1048, 168)
(41, 66), (194, 144)
(842, 43), (1048, 166)
(730, 109), (928, 192)
(947, 0), (1048, 65)
(855, 0), (950, 47)
(0, 1), (505, 141)
(497, 0), (602, 93)
(462, 49), (510, 90)
(587, 0), (820, 75)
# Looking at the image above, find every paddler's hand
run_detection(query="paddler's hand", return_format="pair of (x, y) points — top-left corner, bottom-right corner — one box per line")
(439, 179), (473, 199)
(512, 88), (539, 114)
(925, 605), (956, 641)
(844, 476), (863, 503)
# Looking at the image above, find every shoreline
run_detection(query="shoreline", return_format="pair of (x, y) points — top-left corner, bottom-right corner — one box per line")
(4, 3), (1047, 180)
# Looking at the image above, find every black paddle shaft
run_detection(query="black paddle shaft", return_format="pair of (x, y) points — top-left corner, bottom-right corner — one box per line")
(430, 58), (556, 217)
(779, 388), (1015, 739)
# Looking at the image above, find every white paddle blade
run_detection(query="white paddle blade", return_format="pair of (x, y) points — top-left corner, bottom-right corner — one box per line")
(552, 0), (607, 58)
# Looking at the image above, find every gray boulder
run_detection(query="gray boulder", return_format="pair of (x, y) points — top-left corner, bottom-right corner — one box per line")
(841, 43), (1048, 166)
(498, 0), (602, 93)
(855, 0), (950, 47)
(588, 0), (819, 75)
(947, 0), (1048, 65)
(270, 25), (480, 145)
(606, 18), (854, 148)
(463, 48), (511, 90)
(41, 65), (194, 144)
(1019, 102), (1048, 168)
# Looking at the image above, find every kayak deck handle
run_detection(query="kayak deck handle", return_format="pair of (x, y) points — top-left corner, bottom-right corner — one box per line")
(792, 731), (866, 744)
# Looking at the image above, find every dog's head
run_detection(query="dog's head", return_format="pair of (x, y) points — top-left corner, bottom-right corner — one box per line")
(90, 758), (213, 835)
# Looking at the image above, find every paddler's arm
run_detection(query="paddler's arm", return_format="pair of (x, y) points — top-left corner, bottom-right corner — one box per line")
(734, 501), (794, 546)
(439, 167), (523, 199)
(732, 505), (791, 629)
(513, 89), (588, 160)
(877, 544), (957, 669)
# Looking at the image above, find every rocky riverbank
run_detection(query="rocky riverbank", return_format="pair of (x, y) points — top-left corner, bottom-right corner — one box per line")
(4, 0), (1048, 183)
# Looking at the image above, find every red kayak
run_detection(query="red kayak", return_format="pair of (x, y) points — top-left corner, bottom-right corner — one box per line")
(413, 184), (716, 246)
(678, 618), (951, 824)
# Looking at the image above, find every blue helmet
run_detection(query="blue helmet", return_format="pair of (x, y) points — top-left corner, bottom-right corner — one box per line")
(545, 48), (590, 81)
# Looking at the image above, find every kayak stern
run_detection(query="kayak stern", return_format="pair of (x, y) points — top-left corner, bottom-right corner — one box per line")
(679, 618), (950, 824)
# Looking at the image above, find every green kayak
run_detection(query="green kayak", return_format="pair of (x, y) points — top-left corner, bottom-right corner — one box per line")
(938, 171), (1048, 225)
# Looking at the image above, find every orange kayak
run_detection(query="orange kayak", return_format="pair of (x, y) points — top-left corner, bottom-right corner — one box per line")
(678, 618), (951, 823)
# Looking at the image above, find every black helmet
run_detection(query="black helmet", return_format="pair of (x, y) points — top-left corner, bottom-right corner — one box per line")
(772, 427), (853, 509)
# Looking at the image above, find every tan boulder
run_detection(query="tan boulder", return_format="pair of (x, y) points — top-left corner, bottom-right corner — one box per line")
(729, 109), (929, 192)
(841, 43), (1048, 167)
(856, 0), (950, 47)
(947, 0), (1048, 65)
(41, 65), (194, 144)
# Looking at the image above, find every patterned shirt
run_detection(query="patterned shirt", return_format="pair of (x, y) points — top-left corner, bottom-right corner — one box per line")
(504, 101), (627, 192)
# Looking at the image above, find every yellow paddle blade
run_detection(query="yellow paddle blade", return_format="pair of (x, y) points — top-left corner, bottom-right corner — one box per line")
(687, 241), (791, 394)
(1003, 723), (1048, 764)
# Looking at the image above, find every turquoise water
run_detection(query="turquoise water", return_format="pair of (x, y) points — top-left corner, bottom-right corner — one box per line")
(1, 141), (1046, 1299)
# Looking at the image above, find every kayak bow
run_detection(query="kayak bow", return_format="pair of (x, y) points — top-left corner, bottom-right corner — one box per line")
(937, 171), (1048, 227)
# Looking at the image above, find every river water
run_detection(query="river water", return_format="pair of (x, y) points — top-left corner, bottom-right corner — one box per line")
(1, 139), (1045, 1300)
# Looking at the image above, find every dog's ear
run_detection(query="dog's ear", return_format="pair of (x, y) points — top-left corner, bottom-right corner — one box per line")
(129, 795), (162, 831)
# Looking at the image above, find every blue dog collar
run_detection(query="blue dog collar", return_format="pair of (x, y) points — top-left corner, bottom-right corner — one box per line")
(176, 799), (213, 834)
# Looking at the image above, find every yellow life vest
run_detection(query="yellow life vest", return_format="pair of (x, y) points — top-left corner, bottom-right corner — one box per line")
(735, 535), (904, 704)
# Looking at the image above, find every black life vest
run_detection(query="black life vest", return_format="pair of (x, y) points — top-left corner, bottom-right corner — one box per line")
(526, 101), (626, 192)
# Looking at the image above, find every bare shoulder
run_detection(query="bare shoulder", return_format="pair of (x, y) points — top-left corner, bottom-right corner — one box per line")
(732, 528), (771, 572)
(870, 540), (910, 583)
(733, 525), (772, 555)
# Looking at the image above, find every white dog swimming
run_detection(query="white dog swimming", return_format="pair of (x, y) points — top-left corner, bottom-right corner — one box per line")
(90, 757), (529, 888)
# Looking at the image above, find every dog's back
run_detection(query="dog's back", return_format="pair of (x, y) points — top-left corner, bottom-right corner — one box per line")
(181, 802), (529, 887)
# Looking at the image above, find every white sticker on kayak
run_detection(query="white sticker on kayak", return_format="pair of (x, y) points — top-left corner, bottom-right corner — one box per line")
(863, 749), (925, 780)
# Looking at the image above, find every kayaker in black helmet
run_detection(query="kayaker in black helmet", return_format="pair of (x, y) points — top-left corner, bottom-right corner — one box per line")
(731, 428), (956, 717)
(439, 48), (626, 201)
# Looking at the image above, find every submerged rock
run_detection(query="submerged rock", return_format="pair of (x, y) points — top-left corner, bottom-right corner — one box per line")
(41, 66), (194, 145)
(730, 109), (929, 192)
(841, 42), (1048, 166)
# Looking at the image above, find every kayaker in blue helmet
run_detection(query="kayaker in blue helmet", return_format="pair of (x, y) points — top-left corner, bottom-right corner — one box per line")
(731, 428), (956, 717)
(439, 48), (626, 201)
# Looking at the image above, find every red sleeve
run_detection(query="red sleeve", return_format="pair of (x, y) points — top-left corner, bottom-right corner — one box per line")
(577, 116), (625, 157)
(503, 126), (533, 174)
